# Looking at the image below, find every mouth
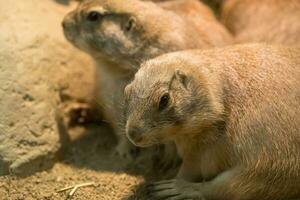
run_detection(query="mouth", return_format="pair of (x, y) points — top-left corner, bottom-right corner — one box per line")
(62, 24), (77, 43)
(126, 131), (161, 148)
(126, 133), (147, 147)
(63, 31), (74, 42)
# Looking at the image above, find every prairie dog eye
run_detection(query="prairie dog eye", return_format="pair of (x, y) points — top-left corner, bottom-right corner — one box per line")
(124, 17), (136, 31)
(87, 11), (101, 22)
(159, 93), (170, 111)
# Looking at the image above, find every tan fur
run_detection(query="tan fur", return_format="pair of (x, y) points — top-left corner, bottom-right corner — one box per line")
(124, 44), (300, 199)
(222, 0), (300, 48)
(62, 0), (232, 158)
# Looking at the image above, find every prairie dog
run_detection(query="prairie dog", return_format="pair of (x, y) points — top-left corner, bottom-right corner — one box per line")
(124, 44), (300, 200)
(222, 0), (300, 48)
(62, 0), (232, 158)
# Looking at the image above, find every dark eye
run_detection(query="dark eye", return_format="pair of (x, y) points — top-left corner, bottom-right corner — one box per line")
(159, 93), (170, 111)
(87, 11), (101, 22)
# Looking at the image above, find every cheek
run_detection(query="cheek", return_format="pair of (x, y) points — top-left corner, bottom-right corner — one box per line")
(159, 124), (179, 138)
(73, 32), (95, 52)
(63, 22), (82, 44)
(75, 28), (104, 54)
(101, 22), (135, 51)
(101, 21), (122, 39)
(142, 123), (177, 142)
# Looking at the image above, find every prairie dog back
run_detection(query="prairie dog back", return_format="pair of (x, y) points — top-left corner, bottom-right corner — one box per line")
(62, 0), (232, 159)
(222, 0), (300, 48)
(124, 44), (300, 200)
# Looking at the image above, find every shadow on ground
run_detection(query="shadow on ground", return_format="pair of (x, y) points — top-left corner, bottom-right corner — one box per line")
(58, 121), (179, 199)
(60, 121), (179, 177)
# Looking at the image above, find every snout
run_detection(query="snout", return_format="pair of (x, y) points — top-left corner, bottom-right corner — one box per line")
(126, 125), (143, 145)
(62, 11), (78, 42)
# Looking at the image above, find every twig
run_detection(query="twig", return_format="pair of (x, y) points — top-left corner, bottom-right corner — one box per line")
(56, 182), (96, 199)
(57, 185), (75, 193)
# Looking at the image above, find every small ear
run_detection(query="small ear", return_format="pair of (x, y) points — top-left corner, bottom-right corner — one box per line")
(124, 83), (132, 97)
(124, 16), (136, 31)
(169, 70), (189, 89)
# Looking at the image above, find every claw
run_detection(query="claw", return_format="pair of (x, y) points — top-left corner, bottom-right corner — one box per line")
(151, 183), (174, 191)
(152, 179), (176, 185)
(168, 196), (193, 200)
(147, 179), (204, 200)
(152, 189), (180, 198)
(147, 179), (176, 192)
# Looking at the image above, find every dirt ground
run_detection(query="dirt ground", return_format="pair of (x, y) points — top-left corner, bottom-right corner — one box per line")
(0, 0), (176, 198)
(0, 123), (178, 200)
(0, 0), (222, 199)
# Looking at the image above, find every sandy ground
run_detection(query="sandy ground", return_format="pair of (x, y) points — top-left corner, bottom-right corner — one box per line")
(0, 123), (178, 200)
(0, 0), (221, 199)
(0, 0), (177, 198)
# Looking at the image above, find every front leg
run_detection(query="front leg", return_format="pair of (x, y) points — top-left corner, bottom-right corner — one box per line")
(148, 165), (294, 200)
(176, 159), (203, 182)
(152, 143), (182, 172)
(148, 179), (205, 200)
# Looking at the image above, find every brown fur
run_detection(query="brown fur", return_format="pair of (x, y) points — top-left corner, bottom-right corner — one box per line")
(222, 0), (300, 48)
(62, 0), (232, 158)
(124, 44), (300, 200)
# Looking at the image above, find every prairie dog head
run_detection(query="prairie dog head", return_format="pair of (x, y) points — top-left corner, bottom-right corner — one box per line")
(124, 54), (224, 147)
(62, 0), (186, 70)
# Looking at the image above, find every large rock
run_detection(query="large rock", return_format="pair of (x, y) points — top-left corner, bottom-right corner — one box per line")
(0, 0), (95, 175)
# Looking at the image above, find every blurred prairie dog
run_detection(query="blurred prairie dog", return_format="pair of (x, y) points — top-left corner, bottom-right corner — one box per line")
(124, 44), (300, 200)
(62, 0), (232, 158)
(222, 0), (300, 48)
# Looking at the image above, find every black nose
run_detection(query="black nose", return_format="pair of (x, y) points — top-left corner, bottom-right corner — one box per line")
(128, 126), (143, 142)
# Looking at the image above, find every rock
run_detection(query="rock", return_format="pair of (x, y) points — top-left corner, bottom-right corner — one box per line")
(0, 0), (95, 175)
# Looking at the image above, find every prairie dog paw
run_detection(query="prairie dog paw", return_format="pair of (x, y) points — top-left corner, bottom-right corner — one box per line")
(147, 179), (204, 200)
